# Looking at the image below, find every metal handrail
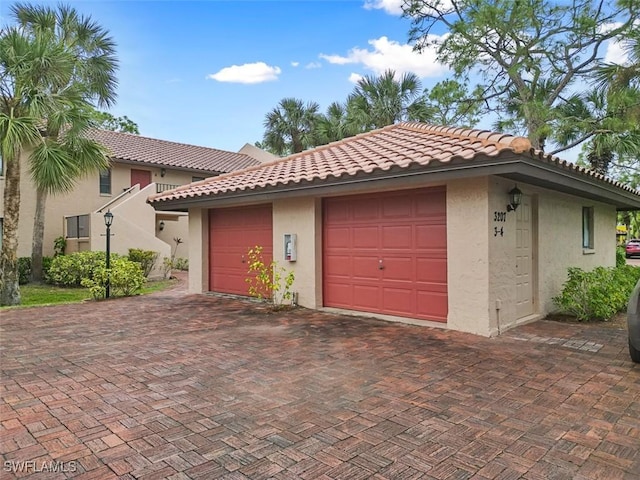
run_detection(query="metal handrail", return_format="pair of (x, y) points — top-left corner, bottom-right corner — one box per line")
(97, 185), (137, 213)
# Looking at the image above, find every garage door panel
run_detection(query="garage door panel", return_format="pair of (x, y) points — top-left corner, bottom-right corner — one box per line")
(209, 205), (272, 295)
(383, 257), (413, 281)
(324, 227), (350, 248)
(325, 282), (353, 306)
(352, 256), (380, 280)
(353, 285), (380, 309)
(417, 291), (448, 320)
(382, 195), (412, 218)
(324, 187), (447, 322)
(353, 226), (378, 248)
(381, 225), (412, 249)
(325, 254), (352, 276)
(416, 258), (448, 283)
(382, 287), (413, 313)
(416, 225), (447, 249)
(352, 199), (379, 220)
(416, 188), (446, 216)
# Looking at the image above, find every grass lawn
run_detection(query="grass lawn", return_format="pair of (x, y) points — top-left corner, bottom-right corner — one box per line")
(5, 278), (178, 308)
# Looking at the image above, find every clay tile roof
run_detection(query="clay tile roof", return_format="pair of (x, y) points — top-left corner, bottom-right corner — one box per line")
(148, 122), (637, 204)
(86, 129), (260, 173)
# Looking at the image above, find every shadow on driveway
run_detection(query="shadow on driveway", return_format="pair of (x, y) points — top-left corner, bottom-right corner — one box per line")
(1, 278), (639, 479)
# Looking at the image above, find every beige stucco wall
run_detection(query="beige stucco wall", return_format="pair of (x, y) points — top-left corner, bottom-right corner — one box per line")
(188, 208), (209, 294)
(188, 175), (618, 336)
(535, 186), (616, 314)
(446, 177), (492, 335)
(485, 177), (617, 335)
(272, 197), (323, 308)
(1, 154), (194, 259)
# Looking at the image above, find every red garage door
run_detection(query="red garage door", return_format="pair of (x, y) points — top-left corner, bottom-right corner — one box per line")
(209, 204), (272, 295)
(323, 187), (447, 322)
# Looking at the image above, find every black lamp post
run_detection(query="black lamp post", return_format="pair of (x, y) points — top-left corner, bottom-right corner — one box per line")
(104, 211), (113, 298)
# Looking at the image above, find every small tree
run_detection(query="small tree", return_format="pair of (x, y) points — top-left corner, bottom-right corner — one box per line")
(245, 246), (295, 308)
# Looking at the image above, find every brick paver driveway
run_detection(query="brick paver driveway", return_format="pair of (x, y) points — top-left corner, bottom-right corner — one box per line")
(1, 277), (639, 479)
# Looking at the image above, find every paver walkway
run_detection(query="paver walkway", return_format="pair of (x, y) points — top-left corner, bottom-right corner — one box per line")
(1, 276), (638, 479)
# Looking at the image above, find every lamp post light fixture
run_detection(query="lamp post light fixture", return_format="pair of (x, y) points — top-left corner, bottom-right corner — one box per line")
(104, 211), (113, 298)
(507, 185), (523, 212)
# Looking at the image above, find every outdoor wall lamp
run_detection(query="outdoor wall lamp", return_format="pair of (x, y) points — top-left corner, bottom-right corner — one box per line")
(507, 185), (523, 212)
(158, 220), (165, 231)
(104, 211), (114, 298)
(160, 168), (166, 177)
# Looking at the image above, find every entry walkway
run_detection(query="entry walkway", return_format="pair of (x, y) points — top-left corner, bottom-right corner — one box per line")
(1, 277), (638, 479)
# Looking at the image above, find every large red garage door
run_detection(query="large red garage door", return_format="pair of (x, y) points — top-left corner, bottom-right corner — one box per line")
(209, 204), (273, 295)
(323, 187), (447, 322)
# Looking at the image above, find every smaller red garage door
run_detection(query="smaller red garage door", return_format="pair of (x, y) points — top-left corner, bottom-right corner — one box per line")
(323, 187), (447, 322)
(209, 205), (272, 295)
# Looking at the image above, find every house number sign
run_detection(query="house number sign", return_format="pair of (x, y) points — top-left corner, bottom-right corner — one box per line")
(493, 211), (507, 237)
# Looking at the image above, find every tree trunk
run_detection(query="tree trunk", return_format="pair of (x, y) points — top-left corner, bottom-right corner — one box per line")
(0, 150), (22, 306)
(31, 188), (48, 282)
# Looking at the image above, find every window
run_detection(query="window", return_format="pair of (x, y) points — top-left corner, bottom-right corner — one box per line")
(66, 215), (89, 239)
(582, 206), (594, 250)
(99, 169), (111, 194)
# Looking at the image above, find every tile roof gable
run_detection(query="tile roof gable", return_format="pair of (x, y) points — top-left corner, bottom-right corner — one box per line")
(148, 122), (638, 204)
(86, 128), (260, 174)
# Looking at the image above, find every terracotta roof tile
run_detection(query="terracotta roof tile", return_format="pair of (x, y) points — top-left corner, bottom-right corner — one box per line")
(148, 122), (638, 204)
(86, 129), (260, 173)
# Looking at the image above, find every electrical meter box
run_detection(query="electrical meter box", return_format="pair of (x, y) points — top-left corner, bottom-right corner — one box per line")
(284, 234), (297, 262)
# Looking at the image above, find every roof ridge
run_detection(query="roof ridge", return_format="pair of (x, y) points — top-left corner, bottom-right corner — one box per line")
(398, 122), (532, 153)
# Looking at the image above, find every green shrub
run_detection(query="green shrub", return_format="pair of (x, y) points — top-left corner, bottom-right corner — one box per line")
(128, 248), (159, 277)
(553, 265), (640, 321)
(173, 257), (189, 271)
(42, 256), (53, 282)
(48, 251), (118, 287)
(81, 258), (145, 299)
(18, 257), (31, 285)
(616, 246), (626, 267)
(53, 236), (66, 256)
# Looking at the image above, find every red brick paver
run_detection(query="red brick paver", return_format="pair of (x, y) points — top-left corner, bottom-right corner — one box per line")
(1, 277), (639, 479)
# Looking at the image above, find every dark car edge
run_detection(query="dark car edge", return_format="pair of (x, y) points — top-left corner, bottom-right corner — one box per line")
(627, 279), (640, 363)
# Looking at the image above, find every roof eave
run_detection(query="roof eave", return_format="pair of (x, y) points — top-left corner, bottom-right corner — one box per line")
(149, 154), (640, 211)
(110, 157), (226, 175)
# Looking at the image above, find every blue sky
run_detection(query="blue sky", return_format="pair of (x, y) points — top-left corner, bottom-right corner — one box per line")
(0, 0), (628, 159)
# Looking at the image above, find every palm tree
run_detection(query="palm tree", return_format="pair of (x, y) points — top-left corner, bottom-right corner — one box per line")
(10, 3), (118, 283)
(262, 98), (321, 156)
(347, 70), (423, 129)
(0, 6), (114, 305)
(315, 101), (360, 145)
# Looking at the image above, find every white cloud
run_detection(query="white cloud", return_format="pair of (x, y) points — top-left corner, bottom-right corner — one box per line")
(291, 61), (300, 67)
(602, 20), (639, 65)
(207, 62), (281, 84)
(363, 0), (404, 15)
(604, 38), (628, 65)
(305, 61), (322, 69)
(319, 36), (448, 78)
(348, 73), (364, 84)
